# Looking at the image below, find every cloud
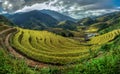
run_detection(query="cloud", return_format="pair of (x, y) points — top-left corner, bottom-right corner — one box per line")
(15, 0), (61, 13)
(0, 0), (25, 12)
(117, 7), (120, 9)
(73, 9), (120, 19)
(1, 0), (120, 19)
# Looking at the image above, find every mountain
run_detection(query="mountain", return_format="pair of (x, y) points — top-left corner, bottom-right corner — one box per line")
(5, 10), (76, 30)
(40, 9), (76, 22)
(78, 11), (120, 34)
(6, 10), (59, 29)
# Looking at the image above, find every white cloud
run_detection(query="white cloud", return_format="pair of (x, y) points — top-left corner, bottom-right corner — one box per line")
(116, 7), (120, 9)
(0, 11), (7, 14)
(71, 9), (120, 19)
(14, 0), (120, 19)
(15, 0), (63, 13)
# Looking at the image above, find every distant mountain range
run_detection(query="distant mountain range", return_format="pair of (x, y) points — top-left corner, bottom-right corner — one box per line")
(4, 10), (76, 30)
(1, 11), (120, 37)
(40, 10), (76, 22)
(3, 9), (120, 35)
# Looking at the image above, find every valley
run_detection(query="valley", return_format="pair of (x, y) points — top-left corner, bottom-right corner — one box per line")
(0, 11), (120, 74)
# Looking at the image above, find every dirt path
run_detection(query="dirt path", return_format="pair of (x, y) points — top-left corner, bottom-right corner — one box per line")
(5, 33), (49, 68)
(0, 28), (14, 35)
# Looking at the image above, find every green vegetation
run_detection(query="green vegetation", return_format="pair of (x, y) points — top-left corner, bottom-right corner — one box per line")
(57, 20), (77, 30)
(0, 15), (15, 26)
(1, 12), (120, 74)
(45, 28), (74, 37)
(0, 48), (35, 74)
(0, 24), (35, 74)
(77, 17), (95, 26)
(64, 35), (120, 74)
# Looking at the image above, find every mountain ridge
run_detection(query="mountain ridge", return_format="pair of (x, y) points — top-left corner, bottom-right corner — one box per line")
(4, 10), (76, 30)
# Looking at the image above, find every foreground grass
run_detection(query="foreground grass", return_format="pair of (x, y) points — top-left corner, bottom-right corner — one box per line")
(0, 48), (36, 74)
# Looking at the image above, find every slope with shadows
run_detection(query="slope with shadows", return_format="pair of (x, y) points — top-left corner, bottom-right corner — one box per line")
(5, 10), (76, 30)
(1, 12), (120, 74)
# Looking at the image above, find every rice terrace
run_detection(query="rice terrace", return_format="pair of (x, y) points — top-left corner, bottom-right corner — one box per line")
(0, 0), (120, 74)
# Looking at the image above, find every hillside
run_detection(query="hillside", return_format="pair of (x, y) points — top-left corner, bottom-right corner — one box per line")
(40, 9), (76, 22)
(0, 24), (120, 73)
(79, 12), (120, 34)
(6, 10), (58, 29)
(0, 12), (120, 74)
(57, 20), (77, 30)
(5, 10), (76, 30)
(0, 15), (15, 26)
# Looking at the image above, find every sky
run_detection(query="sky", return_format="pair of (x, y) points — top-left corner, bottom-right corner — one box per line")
(0, 0), (120, 19)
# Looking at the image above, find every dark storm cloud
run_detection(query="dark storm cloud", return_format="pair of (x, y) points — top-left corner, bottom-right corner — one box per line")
(23, 0), (113, 10)
(0, 0), (113, 12)
(24, 0), (109, 6)
(0, 0), (25, 12)
(0, 0), (119, 19)
(24, 0), (49, 6)
(65, 0), (113, 9)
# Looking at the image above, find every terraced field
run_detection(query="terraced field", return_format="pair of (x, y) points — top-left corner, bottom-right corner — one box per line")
(1, 24), (120, 68)
(10, 28), (120, 66)
(89, 29), (120, 45)
(11, 28), (92, 65)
